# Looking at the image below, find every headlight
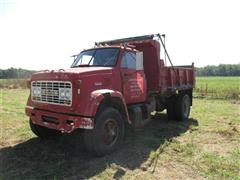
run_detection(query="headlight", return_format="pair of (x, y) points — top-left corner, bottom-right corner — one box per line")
(59, 89), (66, 98)
(32, 87), (41, 97)
(65, 89), (71, 99)
(59, 88), (72, 100)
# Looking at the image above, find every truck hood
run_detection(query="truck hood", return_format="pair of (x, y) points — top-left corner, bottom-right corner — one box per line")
(28, 66), (114, 113)
(31, 67), (113, 81)
(59, 67), (113, 75)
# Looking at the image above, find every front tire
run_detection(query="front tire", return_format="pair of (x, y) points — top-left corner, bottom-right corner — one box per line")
(29, 119), (61, 139)
(84, 107), (125, 156)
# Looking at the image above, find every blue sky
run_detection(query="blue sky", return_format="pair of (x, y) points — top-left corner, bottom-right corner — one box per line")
(0, 0), (240, 70)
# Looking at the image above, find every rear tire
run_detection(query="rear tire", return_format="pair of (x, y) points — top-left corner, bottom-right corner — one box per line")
(175, 94), (191, 121)
(167, 96), (177, 120)
(29, 119), (61, 139)
(84, 107), (125, 156)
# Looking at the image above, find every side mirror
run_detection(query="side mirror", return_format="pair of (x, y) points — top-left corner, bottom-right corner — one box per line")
(136, 51), (143, 70)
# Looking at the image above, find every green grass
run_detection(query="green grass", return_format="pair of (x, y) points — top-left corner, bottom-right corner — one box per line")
(199, 150), (240, 178)
(0, 89), (32, 145)
(195, 76), (240, 99)
(0, 88), (239, 179)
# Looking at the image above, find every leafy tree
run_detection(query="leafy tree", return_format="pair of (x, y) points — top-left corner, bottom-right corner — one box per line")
(0, 68), (35, 79)
(196, 64), (240, 76)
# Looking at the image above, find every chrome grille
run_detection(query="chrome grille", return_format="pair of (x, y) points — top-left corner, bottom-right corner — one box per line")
(31, 81), (72, 106)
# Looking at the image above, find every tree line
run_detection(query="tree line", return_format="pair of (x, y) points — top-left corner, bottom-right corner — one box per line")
(196, 64), (240, 76)
(0, 68), (36, 79)
(0, 64), (239, 78)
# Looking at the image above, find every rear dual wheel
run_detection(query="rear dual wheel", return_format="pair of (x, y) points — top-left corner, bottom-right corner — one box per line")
(167, 94), (191, 121)
(84, 107), (124, 156)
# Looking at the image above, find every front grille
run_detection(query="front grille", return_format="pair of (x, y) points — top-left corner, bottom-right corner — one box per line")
(31, 81), (72, 106)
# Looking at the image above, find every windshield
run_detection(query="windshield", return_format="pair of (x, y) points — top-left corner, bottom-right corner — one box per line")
(71, 48), (119, 67)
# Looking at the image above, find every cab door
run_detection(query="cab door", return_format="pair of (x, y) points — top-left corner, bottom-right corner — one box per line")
(120, 51), (146, 104)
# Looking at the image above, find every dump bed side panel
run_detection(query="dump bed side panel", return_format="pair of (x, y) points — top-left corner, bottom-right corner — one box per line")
(159, 65), (195, 94)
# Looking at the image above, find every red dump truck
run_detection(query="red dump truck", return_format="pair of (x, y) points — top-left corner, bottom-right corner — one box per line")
(25, 34), (195, 156)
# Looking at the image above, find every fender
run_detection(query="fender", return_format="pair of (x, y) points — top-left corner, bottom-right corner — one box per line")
(85, 89), (131, 124)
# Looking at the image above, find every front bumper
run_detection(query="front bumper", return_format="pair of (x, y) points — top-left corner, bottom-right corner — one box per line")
(25, 106), (94, 133)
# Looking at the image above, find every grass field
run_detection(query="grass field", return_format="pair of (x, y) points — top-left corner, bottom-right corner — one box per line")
(0, 85), (239, 179)
(194, 76), (240, 99)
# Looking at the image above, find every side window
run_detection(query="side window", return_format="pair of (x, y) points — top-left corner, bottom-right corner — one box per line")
(121, 52), (136, 69)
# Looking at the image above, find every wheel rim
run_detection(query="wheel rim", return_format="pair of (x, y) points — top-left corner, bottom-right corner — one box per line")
(183, 96), (190, 118)
(102, 118), (118, 146)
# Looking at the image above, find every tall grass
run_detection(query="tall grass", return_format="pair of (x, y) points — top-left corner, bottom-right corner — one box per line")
(0, 79), (28, 89)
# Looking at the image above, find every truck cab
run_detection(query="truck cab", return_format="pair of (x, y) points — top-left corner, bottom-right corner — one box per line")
(71, 46), (147, 104)
(25, 34), (195, 156)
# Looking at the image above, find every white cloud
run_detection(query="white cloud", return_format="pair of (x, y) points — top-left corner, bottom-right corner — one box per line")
(0, 0), (240, 70)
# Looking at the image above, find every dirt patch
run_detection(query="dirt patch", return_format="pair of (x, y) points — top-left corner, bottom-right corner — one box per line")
(152, 162), (205, 180)
(196, 131), (238, 155)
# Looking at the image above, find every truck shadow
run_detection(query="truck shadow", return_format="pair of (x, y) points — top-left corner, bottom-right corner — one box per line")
(0, 113), (198, 179)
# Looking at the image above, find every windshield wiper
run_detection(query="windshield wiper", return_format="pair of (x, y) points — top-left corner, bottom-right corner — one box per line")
(72, 64), (90, 68)
(88, 50), (97, 65)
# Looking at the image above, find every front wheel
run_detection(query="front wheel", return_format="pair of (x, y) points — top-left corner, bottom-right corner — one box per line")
(84, 107), (125, 156)
(29, 119), (61, 139)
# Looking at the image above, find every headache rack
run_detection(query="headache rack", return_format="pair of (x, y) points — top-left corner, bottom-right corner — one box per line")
(95, 34), (158, 46)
